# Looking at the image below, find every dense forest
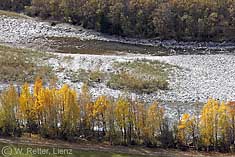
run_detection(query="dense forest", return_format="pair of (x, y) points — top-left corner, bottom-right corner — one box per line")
(1, 0), (235, 41)
(0, 78), (235, 152)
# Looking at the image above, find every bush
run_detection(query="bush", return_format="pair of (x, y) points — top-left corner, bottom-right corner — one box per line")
(107, 72), (168, 93)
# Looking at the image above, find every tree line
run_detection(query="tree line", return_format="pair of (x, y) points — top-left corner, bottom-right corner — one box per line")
(1, 78), (235, 152)
(1, 0), (235, 41)
(0, 0), (30, 12)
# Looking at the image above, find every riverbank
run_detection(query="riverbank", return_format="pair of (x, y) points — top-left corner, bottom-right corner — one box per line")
(1, 11), (235, 120)
(1, 10), (235, 157)
(1, 10), (235, 55)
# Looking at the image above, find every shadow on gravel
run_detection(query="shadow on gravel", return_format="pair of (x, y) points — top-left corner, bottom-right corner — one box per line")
(35, 36), (235, 56)
(42, 37), (170, 56)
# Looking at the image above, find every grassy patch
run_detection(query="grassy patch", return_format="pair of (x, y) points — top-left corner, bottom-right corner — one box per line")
(107, 72), (168, 93)
(0, 45), (55, 83)
(89, 70), (105, 83)
(116, 60), (171, 80)
(0, 10), (29, 19)
(66, 69), (106, 84)
(65, 60), (172, 93)
(107, 60), (172, 93)
(45, 37), (168, 55)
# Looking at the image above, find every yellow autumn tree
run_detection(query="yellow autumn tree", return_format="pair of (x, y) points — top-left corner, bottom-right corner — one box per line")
(93, 95), (109, 137)
(34, 77), (43, 97)
(115, 97), (129, 144)
(178, 113), (196, 146)
(79, 83), (93, 136)
(37, 87), (59, 137)
(19, 83), (36, 131)
(0, 85), (19, 135)
(228, 101), (235, 145)
(105, 99), (116, 144)
(58, 84), (79, 137)
(133, 102), (147, 144)
(33, 77), (44, 130)
(6, 78), (235, 150)
(146, 102), (164, 144)
(200, 98), (219, 149)
(217, 101), (230, 146)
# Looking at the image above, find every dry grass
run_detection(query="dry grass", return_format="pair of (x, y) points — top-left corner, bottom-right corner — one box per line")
(0, 45), (55, 83)
(66, 69), (106, 84)
(107, 60), (173, 93)
(65, 60), (171, 93)
(0, 10), (29, 19)
(107, 72), (168, 93)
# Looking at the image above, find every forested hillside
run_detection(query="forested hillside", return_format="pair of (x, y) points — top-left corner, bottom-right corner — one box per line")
(1, 0), (235, 41)
(0, 0), (30, 12)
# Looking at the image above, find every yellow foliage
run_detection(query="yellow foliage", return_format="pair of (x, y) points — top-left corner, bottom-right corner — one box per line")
(93, 96), (109, 118)
(146, 102), (164, 139)
(0, 85), (19, 134)
(177, 113), (196, 145)
(19, 83), (35, 121)
(115, 97), (129, 129)
(199, 98), (230, 147)
(3, 78), (235, 149)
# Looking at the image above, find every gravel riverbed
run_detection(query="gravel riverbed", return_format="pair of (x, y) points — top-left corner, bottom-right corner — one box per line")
(1, 15), (235, 52)
(47, 53), (235, 120)
(49, 53), (235, 103)
(0, 14), (235, 118)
